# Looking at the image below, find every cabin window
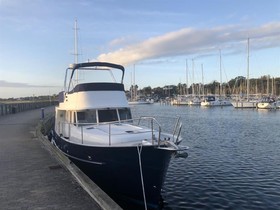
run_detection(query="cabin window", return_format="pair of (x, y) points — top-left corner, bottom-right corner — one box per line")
(98, 109), (118, 123)
(118, 108), (132, 121)
(85, 110), (97, 124)
(76, 110), (97, 125)
(77, 112), (86, 123)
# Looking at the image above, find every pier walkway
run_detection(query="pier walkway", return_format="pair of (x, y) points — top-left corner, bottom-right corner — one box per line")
(0, 106), (119, 210)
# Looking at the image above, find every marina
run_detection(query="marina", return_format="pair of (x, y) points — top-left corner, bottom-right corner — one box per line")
(170, 95), (280, 110)
(130, 104), (280, 210)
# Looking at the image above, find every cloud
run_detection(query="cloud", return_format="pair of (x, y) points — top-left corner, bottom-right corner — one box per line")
(108, 36), (135, 47)
(0, 80), (59, 88)
(96, 22), (280, 66)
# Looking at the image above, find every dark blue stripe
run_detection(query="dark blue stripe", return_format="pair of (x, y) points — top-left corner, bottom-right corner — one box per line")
(72, 83), (125, 93)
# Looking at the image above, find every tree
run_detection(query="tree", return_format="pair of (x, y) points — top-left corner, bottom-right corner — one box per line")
(141, 86), (152, 96)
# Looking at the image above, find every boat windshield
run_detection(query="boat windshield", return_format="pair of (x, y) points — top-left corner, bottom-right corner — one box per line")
(77, 110), (97, 124)
(76, 108), (132, 125)
(118, 108), (132, 121)
(98, 109), (118, 123)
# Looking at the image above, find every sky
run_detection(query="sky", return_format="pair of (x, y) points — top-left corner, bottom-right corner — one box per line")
(0, 0), (279, 98)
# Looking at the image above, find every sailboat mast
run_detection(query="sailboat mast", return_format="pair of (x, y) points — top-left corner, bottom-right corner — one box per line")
(219, 49), (222, 96)
(201, 63), (204, 98)
(272, 77), (274, 96)
(267, 75), (269, 95)
(186, 59), (189, 95)
(133, 64), (136, 101)
(192, 59), (195, 96)
(247, 38), (250, 100)
(130, 71), (133, 101)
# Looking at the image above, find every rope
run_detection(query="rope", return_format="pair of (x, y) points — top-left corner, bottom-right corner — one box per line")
(137, 143), (147, 210)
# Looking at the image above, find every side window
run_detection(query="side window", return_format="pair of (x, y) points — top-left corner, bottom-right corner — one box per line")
(118, 108), (132, 121)
(98, 109), (118, 123)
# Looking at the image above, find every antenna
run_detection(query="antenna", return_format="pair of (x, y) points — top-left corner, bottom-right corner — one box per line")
(74, 19), (79, 64)
(73, 19), (80, 84)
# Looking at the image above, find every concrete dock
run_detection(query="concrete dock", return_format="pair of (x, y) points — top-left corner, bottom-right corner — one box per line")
(0, 106), (121, 210)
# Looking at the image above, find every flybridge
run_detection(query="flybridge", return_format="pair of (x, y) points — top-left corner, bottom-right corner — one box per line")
(64, 62), (125, 93)
(69, 62), (125, 74)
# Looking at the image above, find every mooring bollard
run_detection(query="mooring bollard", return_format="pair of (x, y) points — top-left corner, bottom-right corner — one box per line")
(41, 108), (45, 119)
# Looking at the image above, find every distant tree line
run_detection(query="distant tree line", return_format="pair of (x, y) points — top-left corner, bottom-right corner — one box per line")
(130, 75), (280, 100)
(0, 95), (57, 102)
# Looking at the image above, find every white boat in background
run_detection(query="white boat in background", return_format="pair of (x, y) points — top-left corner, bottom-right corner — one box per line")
(188, 97), (201, 106)
(200, 50), (231, 107)
(201, 96), (232, 107)
(257, 97), (277, 109)
(128, 64), (155, 105)
(277, 100), (280, 109)
(128, 98), (154, 105)
(171, 95), (190, 106)
(231, 100), (258, 108)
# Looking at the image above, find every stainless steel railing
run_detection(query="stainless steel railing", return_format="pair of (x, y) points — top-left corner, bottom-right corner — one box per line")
(57, 116), (182, 146)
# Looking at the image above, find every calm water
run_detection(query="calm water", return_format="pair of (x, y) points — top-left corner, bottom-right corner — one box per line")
(130, 104), (280, 210)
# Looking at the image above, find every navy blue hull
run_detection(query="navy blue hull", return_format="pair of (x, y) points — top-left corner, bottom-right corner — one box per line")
(53, 132), (175, 209)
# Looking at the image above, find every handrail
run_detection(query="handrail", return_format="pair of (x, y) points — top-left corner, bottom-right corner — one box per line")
(137, 116), (162, 145)
(172, 116), (182, 144)
(175, 122), (182, 145)
(172, 117), (180, 139)
(57, 116), (183, 147)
